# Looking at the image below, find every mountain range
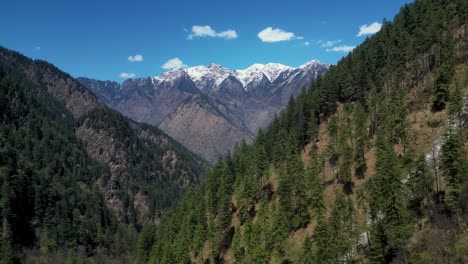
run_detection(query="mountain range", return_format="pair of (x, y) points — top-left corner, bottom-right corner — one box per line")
(79, 60), (329, 162)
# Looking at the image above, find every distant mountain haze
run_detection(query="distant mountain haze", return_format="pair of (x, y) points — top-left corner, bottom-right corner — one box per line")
(79, 60), (329, 162)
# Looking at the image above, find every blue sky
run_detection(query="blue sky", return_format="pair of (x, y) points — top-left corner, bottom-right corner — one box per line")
(1, 0), (412, 82)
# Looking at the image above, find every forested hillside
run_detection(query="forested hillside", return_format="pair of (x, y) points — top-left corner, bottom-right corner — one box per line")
(136, 0), (468, 263)
(0, 48), (206, 262)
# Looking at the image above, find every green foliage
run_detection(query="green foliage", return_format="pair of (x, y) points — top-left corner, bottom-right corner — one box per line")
(432, 37), (456, 111)
(135, 225), (156, 264)
(441, 129), (467, 208)
(408, 155), (434, 206)
(379, 85), (408, 147)
(0, 46), (206, 261)
(0, 74), (120, 258)
(80, 108), (206, 219)
(448, 83), (464, 132)
(0, 221), (17, 264)
(352, 103), (368, 178)
(366, 133), (412, 261)
(298, 236), (314, 264)
(328, 116), (338, 149)
(231, 227), (242, 263)
(330, 189), (359, 261)
(307, 151), (325, 216)
(314, 217), (336, 263)
(269, 205), (289, 256)
(338, 142), (353, 185)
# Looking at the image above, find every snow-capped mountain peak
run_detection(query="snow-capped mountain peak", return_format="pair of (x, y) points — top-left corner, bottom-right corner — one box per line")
(233, 62), (293, 87)
(262, 63), (293, 81)
(299, 60), (328, 70)
(153, 68), (188, 86)
(185, 64), (231, 90)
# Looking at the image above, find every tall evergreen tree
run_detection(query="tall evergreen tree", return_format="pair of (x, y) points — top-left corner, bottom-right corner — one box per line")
(367, 133), (412, 262)
(315, 216), (336, 264)
(330, 189), (358, 262)
(440, 129), (467, 208)
(298, 236), (314, 264)
(353, 103), (368, 178)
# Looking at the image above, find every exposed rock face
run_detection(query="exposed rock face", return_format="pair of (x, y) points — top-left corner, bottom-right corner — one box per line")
(74, 78), (120, 106)
(159, 94), (251, 162)
(80, 70), (200, 126)
(76, 118), (128, 170)
(79, 60), (329, 162)
(0, 50), (104, 118)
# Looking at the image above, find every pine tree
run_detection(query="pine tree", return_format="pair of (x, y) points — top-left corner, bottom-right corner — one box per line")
(315, 216), (336, 264)
(269, 204), (288, 256)
(307, 151), (325, 216)
(432, 36), (455, 111)
(289, 155), (309, 228)
(448, 83), (464, 135)
(306, 114), (319, 144)
(306, 89), (320, 144)
(277, 166), (293, 222)
(0, 221), (16, 264)
(367, 133), (412, 261)
(232, 227), (242, 263)
(328, 116), (338, 149)
(440, 129), (467, 208)
(298, 236), (314, 264)
(330, 189), (358, 262)
(338, 142), (353, 188)
(135, 225), (156, 264)
(408, 155), (434, 204)
(205, 168), (218, 217)
(254, 129), (269, 178)
(337, 110), (354, 191)
(0, 169), (17, 264)
(353, 103), (368, 178)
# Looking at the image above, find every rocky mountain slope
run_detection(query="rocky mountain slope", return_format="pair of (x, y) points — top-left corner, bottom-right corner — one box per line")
(79, 60), (328, 162)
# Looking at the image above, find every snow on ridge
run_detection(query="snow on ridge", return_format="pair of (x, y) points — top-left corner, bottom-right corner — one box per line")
(262, 63), (293, 81)
(184, 64), (231, 90)
(153, 68), (187, 86)
(299, 59), (324, 69)
(234, 62), (294, 86)
(153, 59), (325, 89)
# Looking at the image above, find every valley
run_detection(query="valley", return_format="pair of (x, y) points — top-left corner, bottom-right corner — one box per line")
(0, 0), (467, 263)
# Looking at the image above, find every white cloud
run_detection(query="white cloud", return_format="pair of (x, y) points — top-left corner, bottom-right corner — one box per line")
(304, 41), (310, 46)
(188, 25), (238, 40)
(257, 27), (297, 42)
(296, 36), (304, 40)
(216, 29), (238, 39)
(321, 40), (341, 47)
(128, 54), (143, 62)
(119, 72), (136, 79)
(161, 57), (187, 70)
(190, 25), (216, 38)
(309, 40), (323, 45)
(326, 45), (356, 52)
(357, 22), (382, 37)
